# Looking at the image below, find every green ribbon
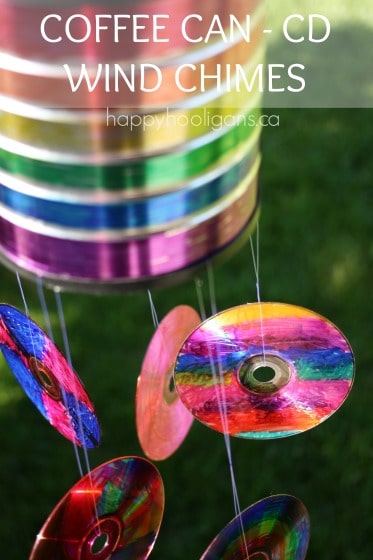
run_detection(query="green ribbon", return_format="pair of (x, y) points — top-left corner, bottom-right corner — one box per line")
(0, 106), (261, 192)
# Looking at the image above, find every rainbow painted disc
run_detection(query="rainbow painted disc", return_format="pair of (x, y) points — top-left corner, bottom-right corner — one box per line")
(0, 304), (100, 447)
(136, 305), (201, 461)
(174, 302), (354, 438)
(200, 494), (310, 559)
(30, 456), (165, 560)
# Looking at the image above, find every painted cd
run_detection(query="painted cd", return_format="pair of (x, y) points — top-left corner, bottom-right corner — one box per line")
(136, 305), (201, 461)
(174, 302), (354, 438)
(0, 304), (100, 447)
(30, 456), (165, 560)
(200, 494), (310, 559)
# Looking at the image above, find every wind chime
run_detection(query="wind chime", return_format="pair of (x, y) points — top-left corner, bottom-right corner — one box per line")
(0, 0), (354, 558)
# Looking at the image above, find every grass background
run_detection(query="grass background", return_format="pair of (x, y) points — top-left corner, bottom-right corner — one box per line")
(0, 107), (371, 559)
(0, 2), (372, 558)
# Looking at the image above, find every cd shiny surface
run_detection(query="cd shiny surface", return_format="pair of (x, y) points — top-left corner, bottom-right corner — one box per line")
(30, 456), (165, 560)
(200, 494), (310, 559)
(0, 304), (100, 447)
(136, 305), (201, 461)
(174, 302), (354, 438)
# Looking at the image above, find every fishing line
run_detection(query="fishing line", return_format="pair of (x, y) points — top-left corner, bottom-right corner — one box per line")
(36, 277), (53, 342)
(53, 288), (100, 530)
(194, 277), (207, 321)
(16, 271), (30, 316)
(207, 262), (217, 316)
(35, 278), (84, 479)
(147, 289), (160, 330)
(196, 266), (250, 558)
(249, 221), (266, 363)
(54, 289), (93, 470)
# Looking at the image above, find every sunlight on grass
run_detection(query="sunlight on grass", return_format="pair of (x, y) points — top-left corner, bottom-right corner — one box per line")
(330, 250), (362, 293)
(264, 0), (373, 107)
(266, 0), (373, 30)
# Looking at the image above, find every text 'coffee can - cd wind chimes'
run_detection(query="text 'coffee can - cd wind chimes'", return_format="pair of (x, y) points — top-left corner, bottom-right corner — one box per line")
(0, 0), (355, 559)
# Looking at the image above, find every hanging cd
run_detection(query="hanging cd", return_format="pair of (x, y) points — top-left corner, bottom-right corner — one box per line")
(174, 302), (354, 438)
(136, 305), (201, 461)
(0, 303), (100, 447)
(200, 494), (310, 559)
(30, 456), (165, 560)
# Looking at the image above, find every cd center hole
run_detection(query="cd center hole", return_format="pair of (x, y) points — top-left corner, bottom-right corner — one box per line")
(237, 355), (291, 395)
(168, 374), (175, 393)
(38, 369), (54, 389)
(252, 366), (276, 383)
(91, 533), (109, 555)
(247, 553), (269, 560)
(29, 357), (62, 401)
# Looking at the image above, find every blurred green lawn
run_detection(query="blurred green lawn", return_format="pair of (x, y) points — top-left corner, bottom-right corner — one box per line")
(0, 107), (371, 559)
